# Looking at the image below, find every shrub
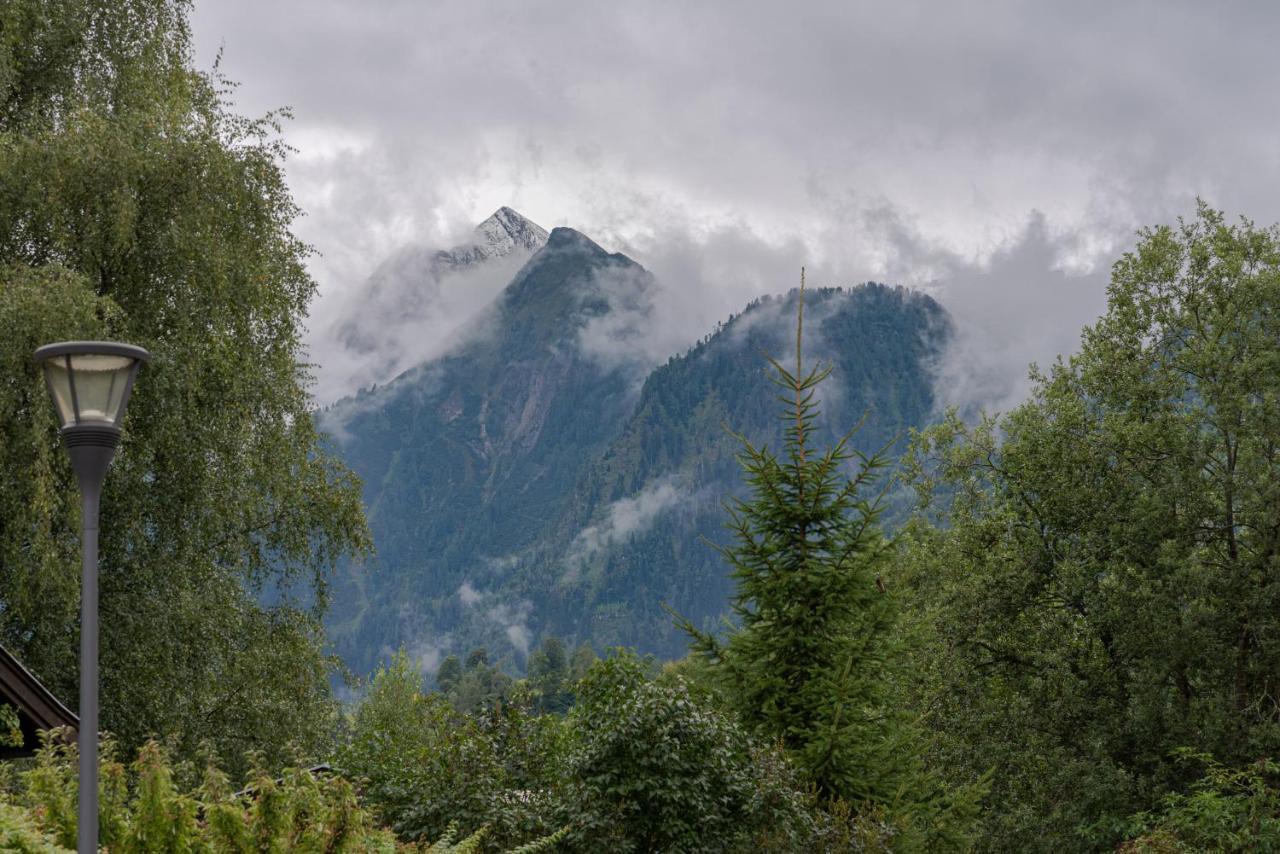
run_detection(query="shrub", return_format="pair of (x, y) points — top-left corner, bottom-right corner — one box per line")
(1122, 750), (1280, 852)
(6, 729), (402, 852)
(559, 651), (813, 852)
(0, 801), (70, 853)
(337, 652), (566, 850)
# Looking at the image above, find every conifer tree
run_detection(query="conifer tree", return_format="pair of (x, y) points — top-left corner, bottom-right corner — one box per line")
(682, 271), (913, 803)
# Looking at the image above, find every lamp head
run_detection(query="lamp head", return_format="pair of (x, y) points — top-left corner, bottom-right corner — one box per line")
(35, 341), (150, 490)
(34, 341), (151, 432)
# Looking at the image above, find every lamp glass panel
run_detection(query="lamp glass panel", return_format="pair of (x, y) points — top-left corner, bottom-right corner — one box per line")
(42, 358), (77, 428)
(64, 354), (135, 424)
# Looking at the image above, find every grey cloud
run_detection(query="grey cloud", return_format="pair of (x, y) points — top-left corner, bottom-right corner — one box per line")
(563, 476), (693, 583)
(583, 200), (1099, 422)
(504, 622), (532, 658)
(191, 0), (1280, 414)
(882, 211), (1112, 416)
(405, 637), (446, 679)
(574, 265), (660, 380)
(305, 208), (546, 402)
(309, 249), (527, 403)
(456, 581), (534, 657)
(193, 0), (1280, 231)
(458, 581), (483, 607)
(570, 214), (825, 381)
(384, 598), (453, 678)
(936, 225), (1110, 416)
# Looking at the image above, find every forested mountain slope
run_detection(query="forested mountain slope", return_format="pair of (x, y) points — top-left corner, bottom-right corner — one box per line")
(516, 283), (947, 658)
(323, 227), (949, 674)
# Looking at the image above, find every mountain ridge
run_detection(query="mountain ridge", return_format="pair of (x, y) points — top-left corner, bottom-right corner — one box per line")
(322, 220), (949, 675)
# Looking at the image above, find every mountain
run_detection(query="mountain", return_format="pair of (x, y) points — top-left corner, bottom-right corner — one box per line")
(320, 208), (550, 399)
(322, 224), (950, 675)
(523, 284), (946, 656)
(466, 206), (552, 263)
(323, 226), (653, 671)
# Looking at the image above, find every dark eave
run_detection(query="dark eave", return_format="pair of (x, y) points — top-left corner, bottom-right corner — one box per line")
(0, 644), (78, 735)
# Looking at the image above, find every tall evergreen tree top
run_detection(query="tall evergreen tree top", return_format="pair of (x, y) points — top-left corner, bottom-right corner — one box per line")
(682, 271), (903, 802)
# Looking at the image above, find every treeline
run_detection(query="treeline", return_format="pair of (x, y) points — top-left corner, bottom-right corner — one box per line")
(433, 638), (598, 715)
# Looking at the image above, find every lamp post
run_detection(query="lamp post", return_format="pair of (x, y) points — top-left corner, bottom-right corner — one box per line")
(33, 342), (150, 853)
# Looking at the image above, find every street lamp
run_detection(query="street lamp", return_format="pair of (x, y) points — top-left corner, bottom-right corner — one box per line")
(33, 341), (150, 853)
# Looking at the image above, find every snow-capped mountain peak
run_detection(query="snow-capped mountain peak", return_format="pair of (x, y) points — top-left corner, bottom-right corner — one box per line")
(472, 206), (549, 255)
(321, 207), (550, 399)
(441, 207), (547, 267)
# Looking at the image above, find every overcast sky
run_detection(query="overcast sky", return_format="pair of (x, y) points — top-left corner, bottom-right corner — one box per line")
(191, 1), (1280, 407)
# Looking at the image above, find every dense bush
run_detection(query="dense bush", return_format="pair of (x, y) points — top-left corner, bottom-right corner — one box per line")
(899, 204), (1280, 849)
(0, 801), (66, 853)
(0, 731), (564, 852)
(561, 651), (814, 852)
(342, 649), (876, 852)
(1121, 751), (1280, 852)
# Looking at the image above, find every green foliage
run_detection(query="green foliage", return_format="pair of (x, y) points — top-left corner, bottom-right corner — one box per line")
(526, 637), (571, 714)
(421, 823), (486, 853)
(6, 729), (401, 851)
(504, 825), (569, 854)
(671, 281), (980, 851)
(19, 733), (77, 848)
(416, 822), (567, 854)
(561, 650), (813, 852)
(343, 649), (830, 852)
(337, 652), (566, 851)
(0, 0), (369, 773)
(567, 642), (596, 684)
(899, 203), (1280, 849)
(447, 649), (516, 715)
(0, 265), (119, 661)
(436, 655), (463, 694)
(0, 800), (70, 853)
(434, 639), (590, 716)
(1122, 751), (1280, 852)
(691, 328), (899, 800)
(0, 704), (22, 749)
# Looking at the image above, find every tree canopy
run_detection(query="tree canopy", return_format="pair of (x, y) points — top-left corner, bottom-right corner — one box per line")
(0, 0), (368, 770)
(901, 203), (1280, 849)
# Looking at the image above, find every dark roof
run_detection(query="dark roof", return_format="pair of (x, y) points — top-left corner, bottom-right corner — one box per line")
(0, 645), (78, 737)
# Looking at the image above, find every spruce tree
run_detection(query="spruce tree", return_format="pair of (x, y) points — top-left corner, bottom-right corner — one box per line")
(682, 271), (908, 803)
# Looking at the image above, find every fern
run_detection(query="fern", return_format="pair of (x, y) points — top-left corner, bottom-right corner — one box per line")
(506, 825), (569, 853)
(422, 821), (487, 853)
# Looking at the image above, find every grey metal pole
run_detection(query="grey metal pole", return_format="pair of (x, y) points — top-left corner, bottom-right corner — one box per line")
(67, 436), (115, 854)
(78, 483), (99, 854)
(32, 341), (150, 854)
